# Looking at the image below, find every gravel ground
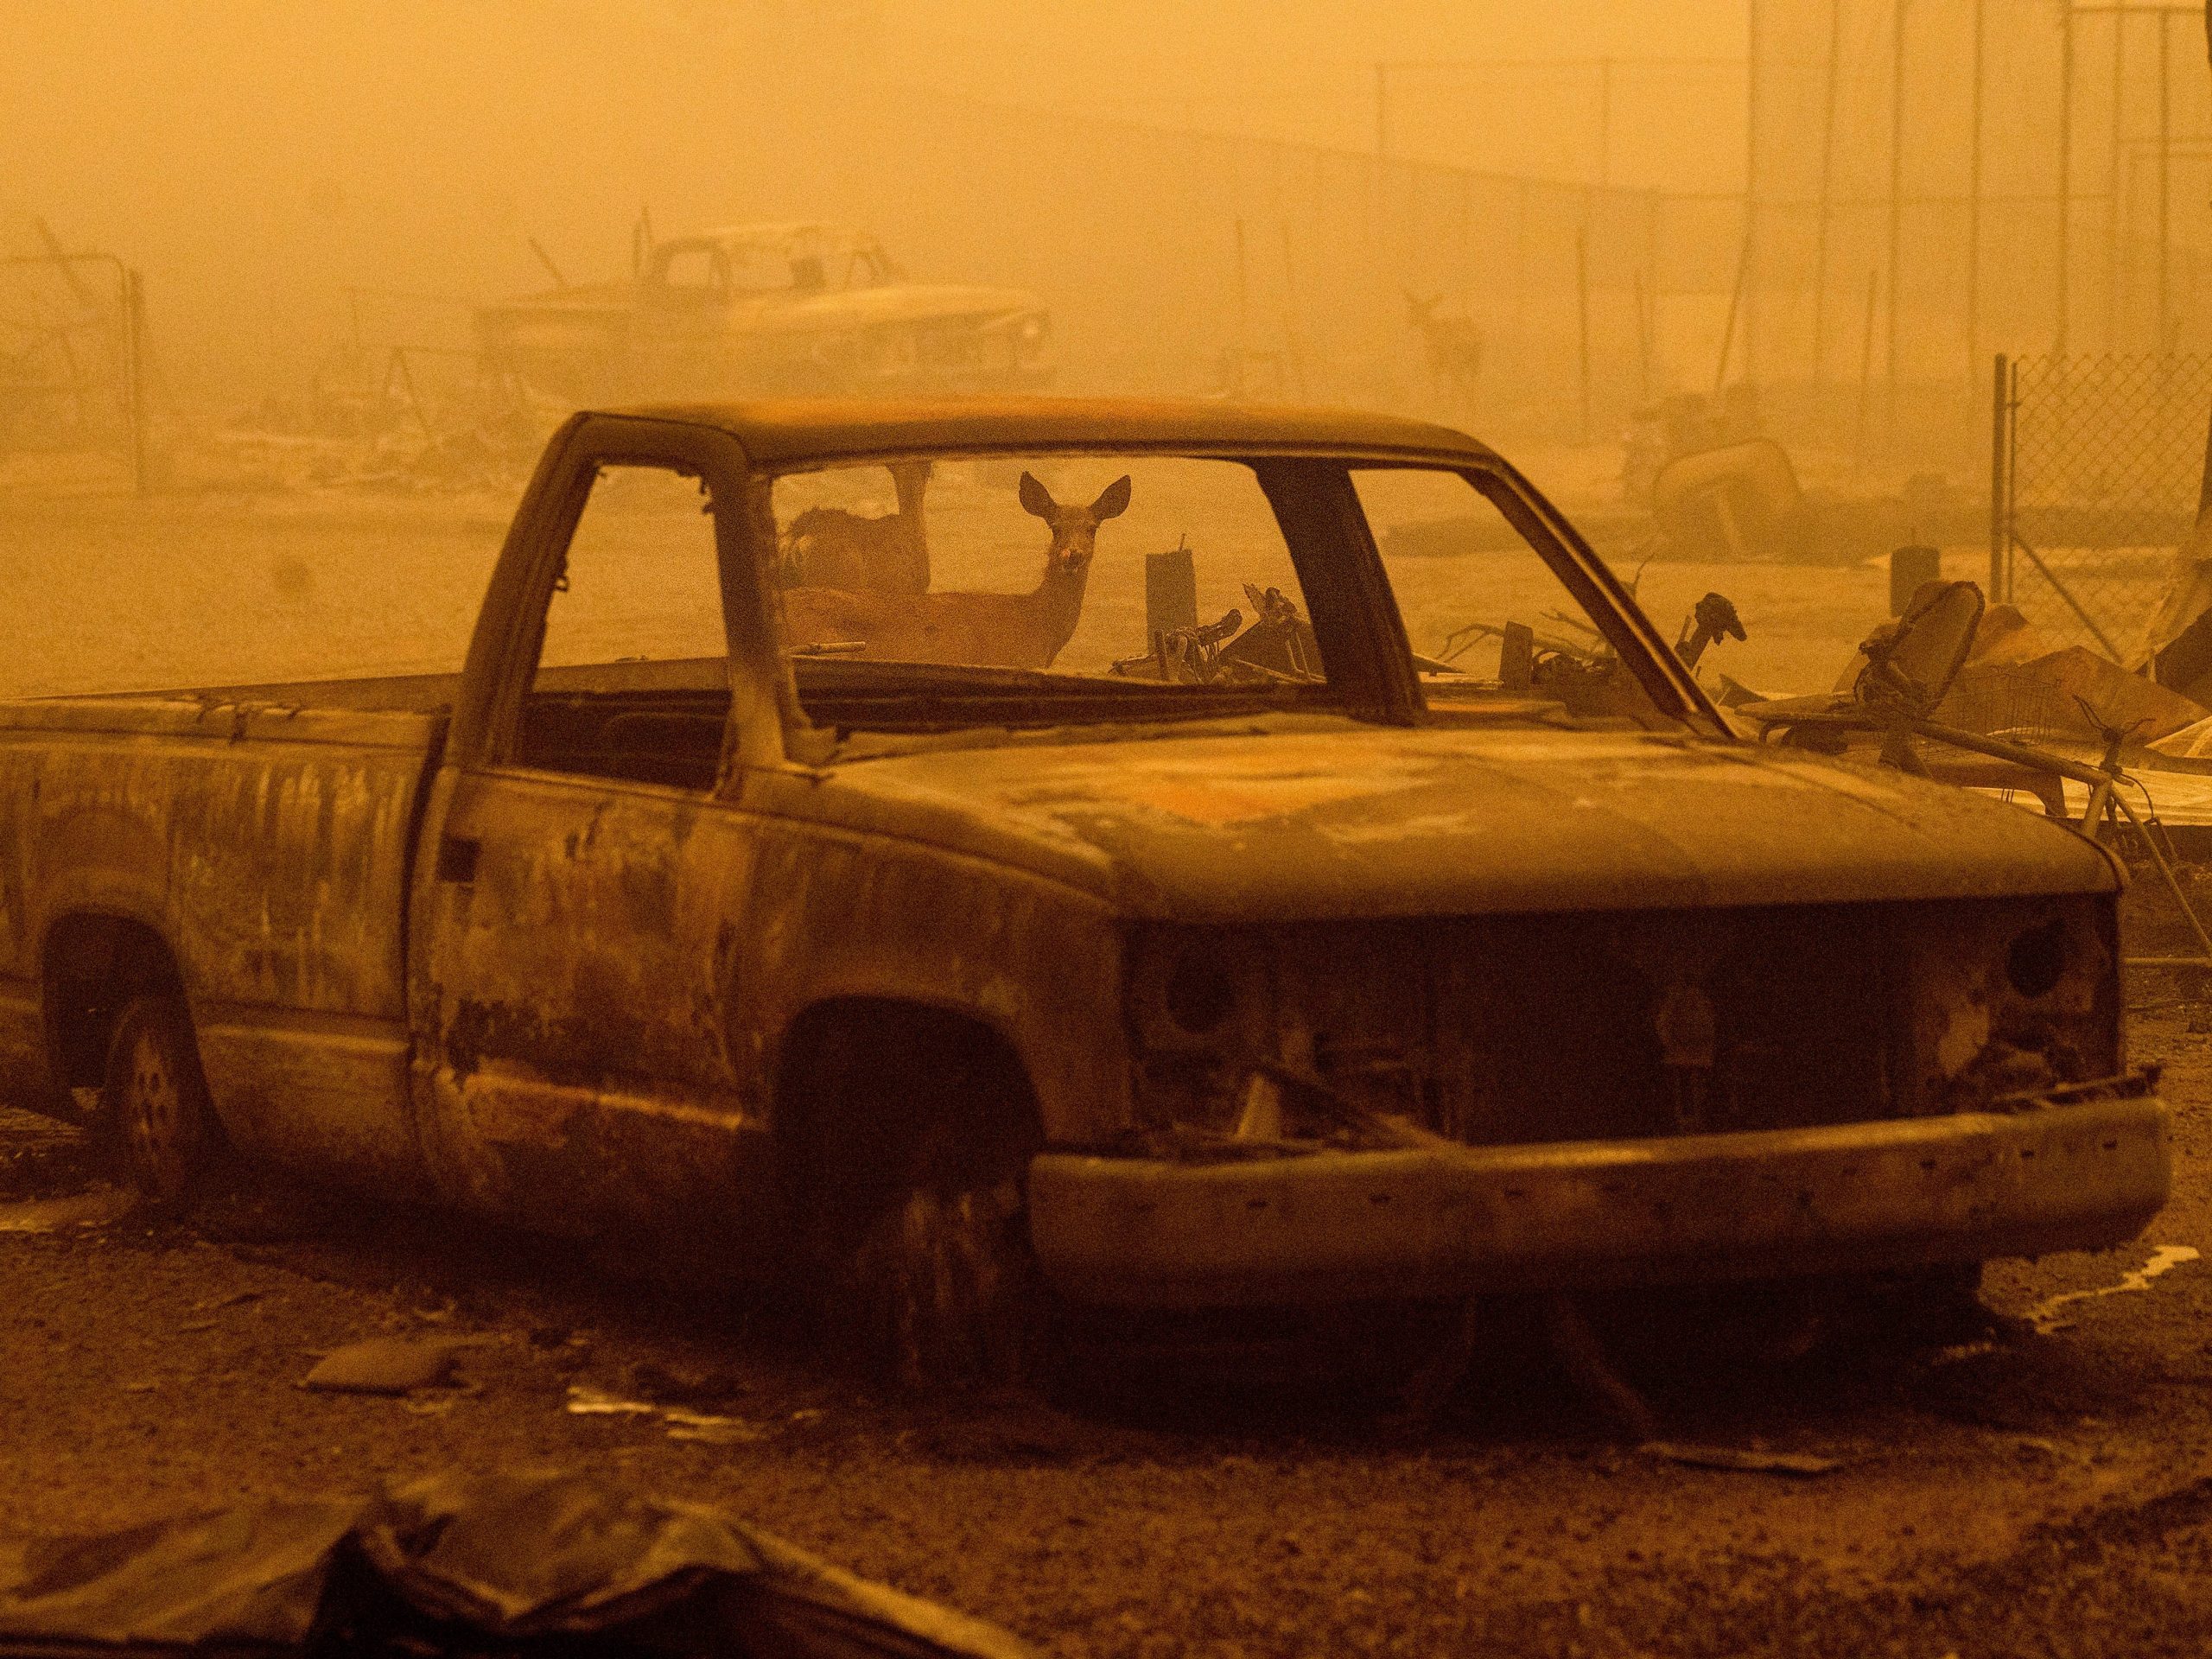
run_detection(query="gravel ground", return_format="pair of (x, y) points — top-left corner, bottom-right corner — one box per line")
(1, 991), (2209, 1658)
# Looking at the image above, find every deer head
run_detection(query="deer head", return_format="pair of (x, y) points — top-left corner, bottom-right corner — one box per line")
(1019, 472), (1132, 583)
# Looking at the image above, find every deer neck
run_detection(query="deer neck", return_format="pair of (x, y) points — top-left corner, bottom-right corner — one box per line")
(1028, 546), (1094, 652)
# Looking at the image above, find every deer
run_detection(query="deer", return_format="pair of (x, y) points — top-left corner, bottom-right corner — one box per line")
(779, 460), (932, 595)
(1405, 291), (1484, 414)
(780, 472), (1131, 671)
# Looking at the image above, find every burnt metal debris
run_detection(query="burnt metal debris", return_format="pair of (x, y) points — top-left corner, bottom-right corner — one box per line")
(0, 397), (2169, 1390)
(0, 1469), (1032, 1659)
(0, 226), (151, 493)
(477, 223), (1054, 407)
(1745, 576), (2212, 969)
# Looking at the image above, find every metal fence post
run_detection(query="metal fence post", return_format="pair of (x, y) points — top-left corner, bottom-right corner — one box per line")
(1991, 352), (2009, 602)
(124, 267), (149, 498)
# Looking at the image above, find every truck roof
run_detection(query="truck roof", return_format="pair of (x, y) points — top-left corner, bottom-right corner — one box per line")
(622, 397), (1501, 468)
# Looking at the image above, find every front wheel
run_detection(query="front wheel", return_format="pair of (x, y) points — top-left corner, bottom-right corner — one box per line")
(104, 996), (219, 1214)
(848, 1159), (1040, 1393)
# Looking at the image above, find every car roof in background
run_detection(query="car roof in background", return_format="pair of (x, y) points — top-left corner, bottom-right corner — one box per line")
(612, 397), (1499, 468)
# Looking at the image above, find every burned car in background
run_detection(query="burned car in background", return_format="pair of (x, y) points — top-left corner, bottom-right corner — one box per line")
(0, 398), (2166, 1389)
(475, 225), (1053, 407)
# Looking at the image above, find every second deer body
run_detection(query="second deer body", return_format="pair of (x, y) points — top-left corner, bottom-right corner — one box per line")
(781, 472), (1130, 671)
(780, 461), (933, 595)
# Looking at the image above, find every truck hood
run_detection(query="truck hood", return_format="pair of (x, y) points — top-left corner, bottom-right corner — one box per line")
(785, 720), (2115, 923)
(478, 283), (1042, 331)
(734, 283), (1045, 334)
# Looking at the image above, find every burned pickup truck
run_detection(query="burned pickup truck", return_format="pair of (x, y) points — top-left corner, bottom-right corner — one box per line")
(476, 225), (1053, 406)
(0, 398), (2168, 1384)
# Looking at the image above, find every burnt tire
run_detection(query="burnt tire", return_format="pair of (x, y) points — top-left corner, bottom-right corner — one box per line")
(849, 1165), (1040, 1392)
(104, 996), (219, 1215)
(783, 1007), (1050, 1393)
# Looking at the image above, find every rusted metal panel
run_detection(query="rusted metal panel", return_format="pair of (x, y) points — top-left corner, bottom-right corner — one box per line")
(1027, 1089), (2171, 1307)
(734, 775), (1131, 1147)
(632, 396), (1500, 468)
(0, 696), (443, 748)
(769, 721), (2119, 925)
(408, 768), (765, 1233)
(407, 755), (1132, 1227)
(0, 702), (437, 1177)
(191, 1014), (422, 1192)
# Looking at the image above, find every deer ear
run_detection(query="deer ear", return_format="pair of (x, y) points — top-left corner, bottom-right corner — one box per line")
(1091, 475), (1133, 520)
(1018, 471), (1054, 518)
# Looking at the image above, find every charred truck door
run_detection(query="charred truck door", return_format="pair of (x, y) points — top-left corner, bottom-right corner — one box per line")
(405, 416), (780, 1242)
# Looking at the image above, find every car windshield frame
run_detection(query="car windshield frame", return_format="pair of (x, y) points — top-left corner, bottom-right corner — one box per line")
(741, 442), (1713, 741)
(1360, 457), (1707, 725)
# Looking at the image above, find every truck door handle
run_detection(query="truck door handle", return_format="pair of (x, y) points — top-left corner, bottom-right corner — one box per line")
(436, 835), (480, 884)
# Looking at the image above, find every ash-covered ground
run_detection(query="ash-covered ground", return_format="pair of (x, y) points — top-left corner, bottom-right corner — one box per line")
(2, 996), (2209, 1659)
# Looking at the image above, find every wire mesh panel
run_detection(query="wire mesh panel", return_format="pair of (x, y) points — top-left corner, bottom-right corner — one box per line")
(0, 252), (145, 490)
(1748, 0), (2212, 423)
(1999, 352), (2212, 659)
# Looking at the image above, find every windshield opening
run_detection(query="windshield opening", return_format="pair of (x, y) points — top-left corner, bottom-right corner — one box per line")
(766, 452), (1340, 732)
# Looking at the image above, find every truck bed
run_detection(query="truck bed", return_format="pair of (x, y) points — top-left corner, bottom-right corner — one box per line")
(0, 687), (448, 1182)
(87, 652), (728, 717)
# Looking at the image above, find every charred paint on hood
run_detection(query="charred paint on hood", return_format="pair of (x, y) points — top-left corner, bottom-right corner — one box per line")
(779, 719), (2118, 925)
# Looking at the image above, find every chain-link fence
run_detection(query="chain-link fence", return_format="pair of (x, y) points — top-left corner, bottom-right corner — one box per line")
(1994, 352), (2212, 660)
(1750, 1), (2212, 461)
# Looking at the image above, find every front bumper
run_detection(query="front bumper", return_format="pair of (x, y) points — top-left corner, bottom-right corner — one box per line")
(1027, 1088), (2170, 1307)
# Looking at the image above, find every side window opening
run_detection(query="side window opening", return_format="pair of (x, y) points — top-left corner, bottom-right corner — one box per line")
(653, 244), (727, 302)
(512, 462), (730, 790)
(1355, 465), (1666, 725)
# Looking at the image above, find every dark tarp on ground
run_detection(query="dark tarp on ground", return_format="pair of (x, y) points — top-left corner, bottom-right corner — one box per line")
(0, 1469), (1032, 1659)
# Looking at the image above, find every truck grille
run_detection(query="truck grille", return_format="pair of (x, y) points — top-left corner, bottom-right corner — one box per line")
(1270, 906), (1899, 1145)
(1130, 896), (2121, 1148)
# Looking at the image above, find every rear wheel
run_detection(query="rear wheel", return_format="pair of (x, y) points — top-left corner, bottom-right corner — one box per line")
(104, 996), (218, 1214)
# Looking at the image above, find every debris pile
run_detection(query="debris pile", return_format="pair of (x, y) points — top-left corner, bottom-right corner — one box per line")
(213, 343), (549, 495)
(0, 1468), (1032, 1659)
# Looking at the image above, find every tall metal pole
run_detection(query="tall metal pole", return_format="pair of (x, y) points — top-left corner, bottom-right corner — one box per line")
(1714, 227), (1753, 395)
(124, 267), (149, 498)
(1991, 353), (2009, 601)
(2058, 3), (2075, 353)
(1811, 0), (1846, 380)
(1744, 0), (1764, 388)
(1576, 220), (1593, 442)
(1231, 217), (1249, 397)
(2109, 1), (2127, 347)
(1635, 268), (1653, 401)
(1967, 0), (1987, 385)
(2159, 7), (2174, 346)
(1599, 57), (1614, 187)
(1855, 267), (1880, 465)
(1885, 0), (1909, 435)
